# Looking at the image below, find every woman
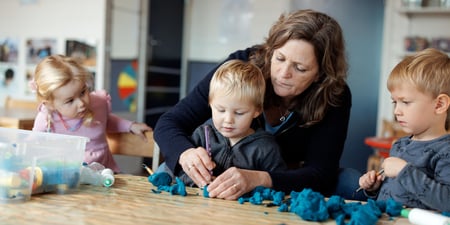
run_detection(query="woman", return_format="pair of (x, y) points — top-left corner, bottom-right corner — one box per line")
(154, 9), (353, 200)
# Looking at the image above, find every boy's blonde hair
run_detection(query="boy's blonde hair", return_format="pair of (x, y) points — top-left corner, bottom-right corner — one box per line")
(387, 48), (450, 97)
(34, 54), (94, 102)
(387, 48), (450, 127)
(209, 60), (265, 110)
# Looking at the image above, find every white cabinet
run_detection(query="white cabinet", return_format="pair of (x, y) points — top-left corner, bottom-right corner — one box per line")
(376, 0), (450, 135)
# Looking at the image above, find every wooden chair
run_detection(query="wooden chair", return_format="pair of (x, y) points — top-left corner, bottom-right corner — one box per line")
(1, 96), (38, 130)
(4, 96), (39, 110)
(106, 131), (161, 172)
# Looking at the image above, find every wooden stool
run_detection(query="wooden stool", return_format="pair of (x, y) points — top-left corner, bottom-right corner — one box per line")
(364, 136), (395, 171)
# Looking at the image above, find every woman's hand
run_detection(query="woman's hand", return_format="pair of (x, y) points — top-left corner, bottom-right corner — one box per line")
(207, 167), (272, 200)
(359, 170), (383, 192)
(382, 157), (407, 178)
(179, 147), (215, 187)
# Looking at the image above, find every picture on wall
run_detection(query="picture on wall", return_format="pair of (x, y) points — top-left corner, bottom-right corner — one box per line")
(66, 39), (97, 68)
(26, 38), (57, 64)
(110, 59), (138, 113)
(0, 65), (18, 91)
(0, 38), (19, 63)
(0, 65), (19, 105)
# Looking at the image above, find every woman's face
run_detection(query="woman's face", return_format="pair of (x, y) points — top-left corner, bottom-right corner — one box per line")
(270, 39), (319, 103)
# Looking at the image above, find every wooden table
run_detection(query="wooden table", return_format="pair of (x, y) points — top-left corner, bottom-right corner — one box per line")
(0, 107), (36, 130)
(0, 174), (413, 225)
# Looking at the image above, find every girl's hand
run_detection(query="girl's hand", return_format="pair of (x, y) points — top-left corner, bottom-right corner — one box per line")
(359, 170), (383, 192)
(382, 157), (407, 178)
(130, 122), (153, 141)
(207, 167), (271, 200)
(179, 147), (215, 187)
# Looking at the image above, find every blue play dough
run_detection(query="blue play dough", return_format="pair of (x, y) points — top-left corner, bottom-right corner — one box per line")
(203, 185), (209, 198)
(157, 177), (187, 196)
(385, 198), (403, 216)
(148, 172), (172, 187)
(148, 172), (187, 196)
(145, 173), (406, 224)
(290, 188), (329, 221)
(326, 195), (347, 219)
(346, 200), (381, 225)
(237, 186), (285, 206)
(172, 177), (187, 196)
(236, 186), (404, 225)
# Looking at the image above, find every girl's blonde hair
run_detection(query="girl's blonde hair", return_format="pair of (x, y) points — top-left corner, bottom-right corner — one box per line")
(209, 60), (265, 111)
(33, 55), (95, 129)
(34, 54), (94, 102)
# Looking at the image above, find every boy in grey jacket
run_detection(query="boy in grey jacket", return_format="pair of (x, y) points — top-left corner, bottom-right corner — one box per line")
(359, 48), (450, 212)
(179, 59), (287, 187)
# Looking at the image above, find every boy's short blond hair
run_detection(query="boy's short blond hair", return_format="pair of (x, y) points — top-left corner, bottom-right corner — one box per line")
(209, 60), (265, 110)
(387, 48), (450, 98)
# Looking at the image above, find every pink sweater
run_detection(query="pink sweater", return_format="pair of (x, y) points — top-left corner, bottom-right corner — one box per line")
(32, 90), (132, 172)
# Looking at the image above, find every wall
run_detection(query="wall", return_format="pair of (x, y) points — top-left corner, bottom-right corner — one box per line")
(183, 0), (290, 96)
(0, 0), (108, 104)
(110, 0), (140, 59)
(186, 0), (290, 62)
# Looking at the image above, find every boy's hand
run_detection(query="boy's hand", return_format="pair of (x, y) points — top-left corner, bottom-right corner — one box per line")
(382, 157), (407, 178)
(359, 170), (383, 192)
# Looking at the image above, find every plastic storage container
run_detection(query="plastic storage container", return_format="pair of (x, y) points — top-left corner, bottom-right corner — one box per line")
(0, 127), (88, 203)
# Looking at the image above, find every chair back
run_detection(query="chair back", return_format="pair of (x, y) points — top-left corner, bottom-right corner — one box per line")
(106, 131), (161, 172)
(5, 96), (39, 110)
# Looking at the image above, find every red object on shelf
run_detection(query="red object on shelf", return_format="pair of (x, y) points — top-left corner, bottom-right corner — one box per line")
(364, 136), (395, 158)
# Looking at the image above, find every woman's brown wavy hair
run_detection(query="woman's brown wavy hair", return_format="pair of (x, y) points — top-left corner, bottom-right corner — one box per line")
(250, 9), (348, 127)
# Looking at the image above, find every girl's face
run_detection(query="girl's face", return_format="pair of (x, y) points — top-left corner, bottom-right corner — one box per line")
(270, 39), (319, 104)
(46, 79), (90, 119)
(391, 82), (442, 140)
(210, 93), (261, 144)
